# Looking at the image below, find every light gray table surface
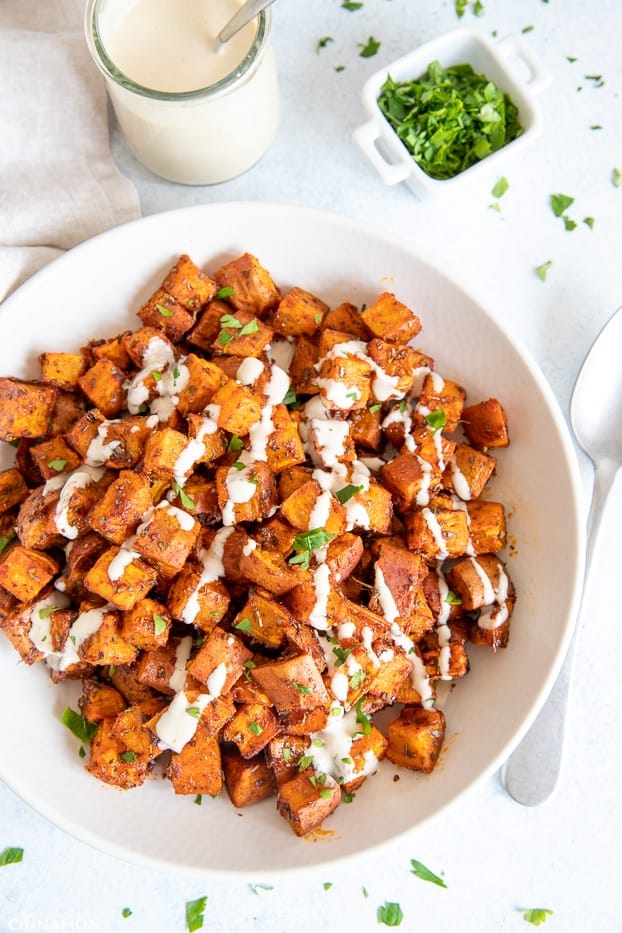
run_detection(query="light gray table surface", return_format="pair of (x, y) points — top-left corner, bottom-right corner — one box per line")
(2, 1), (621, 931)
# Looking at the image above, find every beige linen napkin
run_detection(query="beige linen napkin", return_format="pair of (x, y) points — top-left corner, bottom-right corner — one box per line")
(0, 0), (141, 303)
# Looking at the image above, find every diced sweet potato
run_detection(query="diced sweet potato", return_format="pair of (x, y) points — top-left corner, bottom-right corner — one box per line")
(29, 436), (82, 480)
(443, 443), (496, 500)
(167, 561), (230, 632)
(209, 380), (263, 437)
(0, 468), (29, 515)
(342, 726), (389, 793)
(321, 301), (370, 339)
(221, 701), (281, 757)
(385, 706), (446, 772)
(361, 292), (421, 344)
(79, 609), (138, 667)
(280, 480), (346, 535)
(251, 653), (329, 711)
(462, 398), (510, 450)
(138, 288), (194, 342)
(404, 506), (470, 559)
(0, 545), (59, 602)
(216, 461), (278, 526)
(265, 734), (309, 785)
(132, 501), (199, 578)
(273, 287), (329, 338)
(0, 378), (56, 441)
(162, 254), (218, 311)
(222, 747), (276, 808)
(86, 716), (152, 789)
(414, 374), (465, 433)
(232, 589), (290, 650)
(289, 336), (320, 395)
(215, 308), (273, 358)
(317, 354), (372, 411)
(39, 352), (88, 390)
(277, 769), (341, 836)
(88, 470), (153, 545)
(466, 500), (507, 553)
(187, 626), (252, 693)
(83, 547), (158, 611)
(77, 359), (127, 418)
(120, 597), (171, 649)
(213, 252), (281, 318)
(175, 354), (228, 415)
(238, 544), (303, 596)
(79, 679), (127, 722)
(166, 725), (223, 796)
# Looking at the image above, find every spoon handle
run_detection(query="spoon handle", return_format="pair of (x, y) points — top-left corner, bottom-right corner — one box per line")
(501, 458), (620, 806)
(218, 0), (276, 45)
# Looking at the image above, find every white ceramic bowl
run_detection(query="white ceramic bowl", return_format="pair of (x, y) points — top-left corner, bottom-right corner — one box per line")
(0, 203), (582, 876)
(354, 28), (550, 199)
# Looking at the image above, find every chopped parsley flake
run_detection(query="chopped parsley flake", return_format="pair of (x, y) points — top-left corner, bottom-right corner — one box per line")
(0, 847), (24, 866)
(47, 458), (68, 471)
(535, 260), (553, 282)
(377, 901), (404, 926)
(444, 589), (462, 606)
(550, 192), (574, 217)
(520, 908), (554, 926)
(317, 36), (334, 52)
(155, 304), (173, 317)
(60, 706), (98, 744)
(613, 168), (622, 188)
(583, 216), (595, 229)
(235, 617), (253, 633)
(358, 36), (381, 58)
(0, 533), (15, 554)
(153, 614), (168, 636)
(194, 794), (202, 805)
(38, 605), (58, 619)
(215, 285), (234, 300)
(410, 858), (447, 887)
(323, 881), (333, 890)
(249, 721), (262, 735)
(172, 482), (195, 510)
(333, 645), (354, 667)
(355, 695), (372, 734)
(186, 707), (201, 719)
(292, 681), (311, 695)
(369, 403), (382, 413)
(120, 750), (137, 763)
(239, 318), (260, 337)
(288, 529), (336, 570)
(491, 176), (509, 198)
(122, 908), (132, 919)
(425, 409), (446, 433)
(335, 484), (364, 504)
(563, 216), (577, 231)
(349, 669), (365, 690)
(227, 434), (244, 452)
(185, 896), (207, 931)
(342, 1), (362, 8)
(318, 787), (333, 799)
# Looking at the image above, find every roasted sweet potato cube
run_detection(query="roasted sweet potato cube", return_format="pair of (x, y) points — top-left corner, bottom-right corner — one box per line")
(137, 635), (192, 695)
(368, 542), (427, 623)
(404, 507), (470, 559)
(349, 480), (394, 534)
(88, 470), (153, 545)
(120, 597), (171, 649)
(266, 734), (310, 784)
(84, 548), (158, 611)
(251, 653), (329, 711)
(321, 300), (370, 339)
(138, 287), (194, 342)
(222, 701), (281, 758)
(277, 706), (329, 735)
(77, 359), (127, 418)
(187, 626), (252, 693)
(86, 716), (151, 789)
(172, 476), (219, 521)
(110, 662), (157, 704)
(381, 451), (431, 513)
(188, 299), (230, 351)
(198, 692), (237, 736)
(414, 374), (465, 433)
(165, 725), (223, 795)
(325, 532), (364, 584)
(0, 378), (56, 441)
(288, 336), (320, 395)
(111, 705), (160, 757)
(79, 609), (138, 666)
(222, 747), (276, 807)
(317, 354), (372, 411)
(462, 398), (509, 450)
(277, 464), (313, 500)
(0, 545), (59, 602)
(122, 326), (175, 368)
(50, 466), (114, 543)
(79, 680), (127, 722)
(264, 404), (306, 474)
(342, 726), (389, 793)
(0, 583), (18, 626)
(385, 706), (446, 772)
(29, 436), (81, 480)
(0, 468), (29, 514)
(0, 597), (45, 664)
(213, 252), (281, 318)
(142, 427), (189, 481)
(39, 352), (88, 390)
(420, 620), (470, 681)
(162, 253), (217, 310)
(215, 308), (273, 358)
(90, 333), (132, 370)
(281, 617), (326, 673)
(209, 380), (263, 436)
(317, 328), (358, 358)
(365, 644), (414, 705)
(132, 501), (199, 577)
(466, 500), (507, 553)
(167, 563), (230, 632)
(361, 292), (421, 344)
(253, 516), (297, 557)
(89, 416), (152, 470)
(446, 554), (509, 611)
(469, 614), (511, 650)
(368, 339), (430, 396)
(273, 287), (329, 338)
(216, 461), (278, 526)
(280, 480), (347, 535)
(349, 407), (383, 451)
(277, 769), (341, 836)
(443, 443), (496, 500)
(239, 544), (302, 596)
(64, 408), (104, 460)
(175, 354), (228, 415)
(16, 486), (65, 551)
(49, 390), (84, 437)
(233, 589), (291, 649)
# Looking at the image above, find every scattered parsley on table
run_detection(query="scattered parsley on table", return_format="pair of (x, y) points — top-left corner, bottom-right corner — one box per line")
(185, 896), (207, 932)
(377, 901), (404, 926)
(0, 847), (24, 866)
(520, 907), (554, 926)
(410, 857), (447, 888)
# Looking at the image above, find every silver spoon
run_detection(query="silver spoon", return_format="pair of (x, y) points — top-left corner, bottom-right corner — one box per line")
(216, 0), (277, 48)
(502, 306), (622, 805)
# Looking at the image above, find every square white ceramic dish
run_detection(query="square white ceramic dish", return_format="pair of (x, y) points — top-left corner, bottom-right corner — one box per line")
(353, 28), (550, 199)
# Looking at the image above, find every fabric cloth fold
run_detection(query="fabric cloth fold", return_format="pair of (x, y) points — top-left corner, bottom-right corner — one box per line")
(0, 1), (141, 303)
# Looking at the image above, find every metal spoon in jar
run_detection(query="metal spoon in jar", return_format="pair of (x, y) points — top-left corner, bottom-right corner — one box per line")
(216, 0), (277, 48)
(502, 306), (622, 806)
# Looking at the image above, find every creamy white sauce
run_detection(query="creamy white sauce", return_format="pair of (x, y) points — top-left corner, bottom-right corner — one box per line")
(308, 563), (331, 631)
(374, 566), (399, 625)
(421, 508), (448, 559)
(337, 622), (356, 640)
(222, 453), (257, 525)
(32, 603), (109, 672)
(308, 489), (333, 533)
(206, 661), (228, 697)
(306, 702), (379, 784)
(107, 541), (140, 582)
(85, 421), (122, 466)
(450, 454), (471, 501)
(54, 466), (105, 540)
(236, 356), (264, 385)
(267, 339), (295, 372)
(317, 377), (360, 410)
(416, 456), (433, 507)
(173, 410), (219, 485)
(155, 690), (213, 754)
(470, 557), (496, 605)
(309, 419), (350, 469)
(126, 337), (188, 423)
(328, 339), (402, 402)
(180, 527), (234, 625)
(169, 636), (193, 693)
(242, 538), (257, 557)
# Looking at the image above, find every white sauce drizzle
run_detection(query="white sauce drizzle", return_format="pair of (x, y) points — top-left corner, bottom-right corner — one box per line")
(450, 454), (472, 501)
(168, 635), (193, 693)
(180, 527), (234, 625)
(53, 465), (105, 540)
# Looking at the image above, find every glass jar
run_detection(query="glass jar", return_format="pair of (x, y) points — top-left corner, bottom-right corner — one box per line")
(84, 0), (280, 185)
